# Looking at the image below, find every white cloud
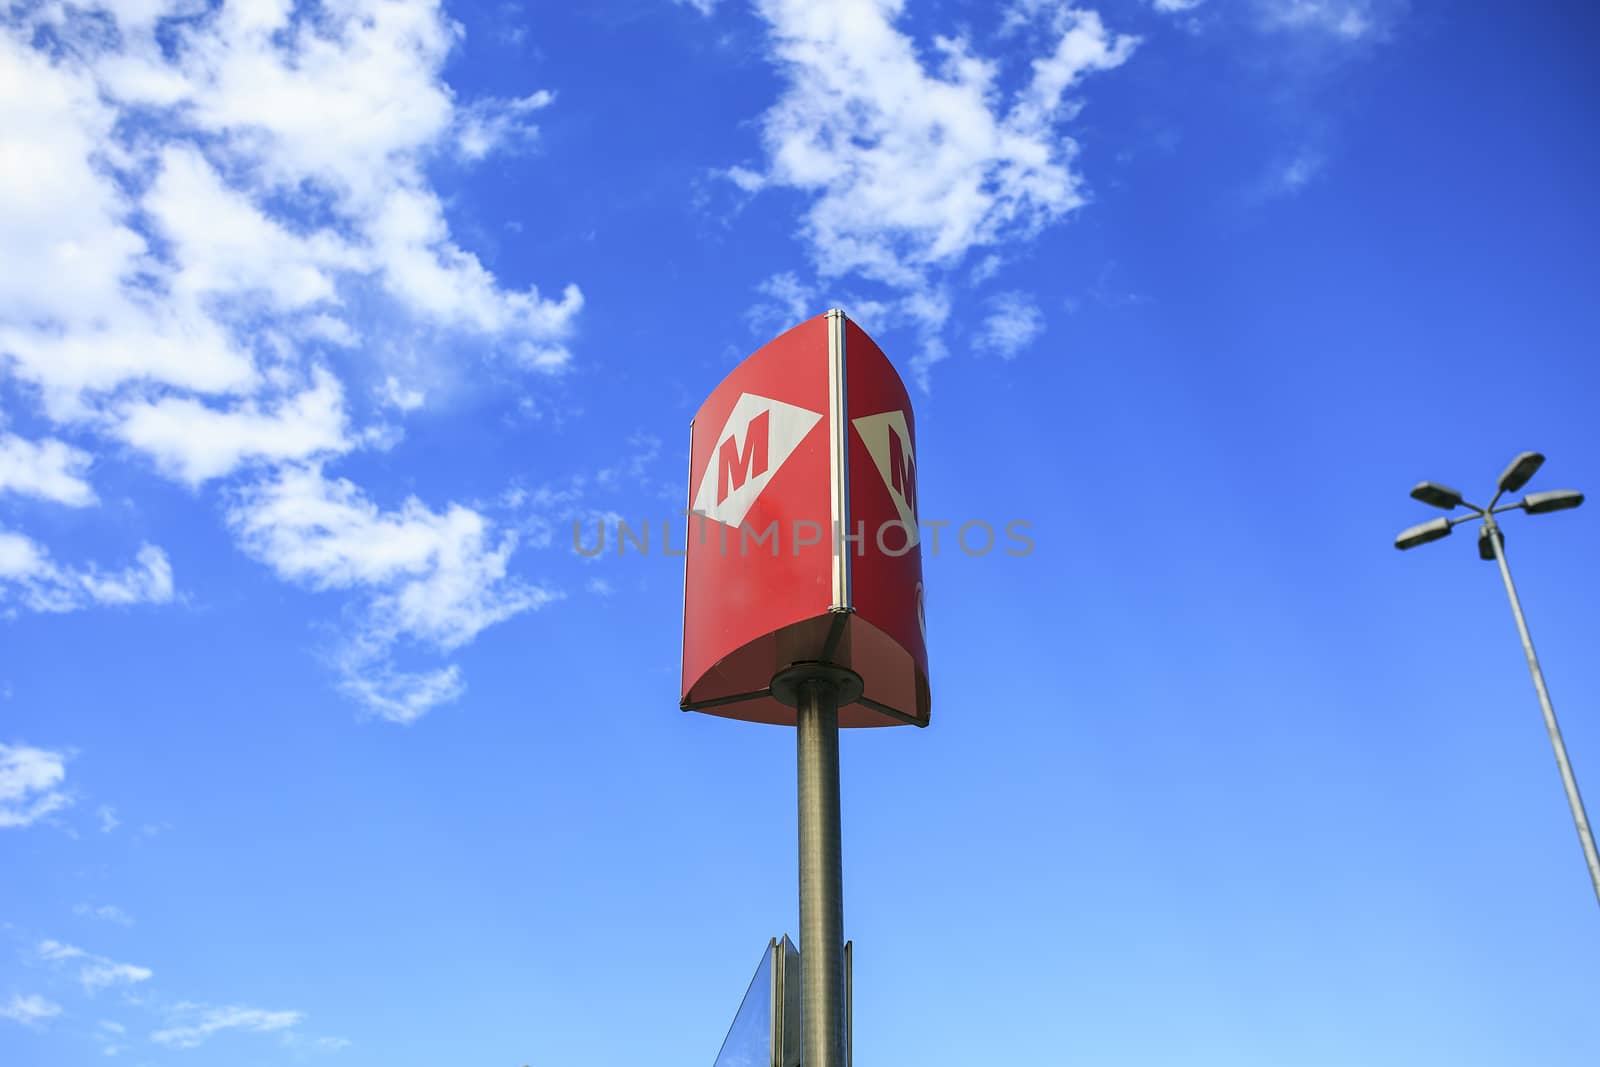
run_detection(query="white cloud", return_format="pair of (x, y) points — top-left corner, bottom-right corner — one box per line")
(143, 147), (357, 314)
(0, 993), (62, 1026)
(301, 314), (361, 348)
(0, 433), (97, 506)
(76, 902), (136, 926)
(229, 467), (524, 636)
(0, 531), (173, 614)
(1276, 149), (1325, 192)
(80, 959), (155, 992)
(1, 0), (581, 707)
(975, 291), (1046, 358)
(675, 0), (721, 14)
(37, 940), (153, 991)
(1255, 0), (1399, 40)
(969, 253), (1003, 285)
(152, 1004), (304, 1050)
(456, 91), (556, 161)
(1152, 0), (1203, 11)
(229, 466), (559, 722)
(97, 805), (120, 833)
(336, 655), (465, 724)
(377, 376), (426, 413)
(0, 742), (71, 828)
(0, 32), (257, 416)
(281, 1031), (355, 1053)
(744, 1), (1135, 285)
(37, 940), (86, 961)
(114, 368), (351, 487)
(96, 1019), (128, 1057)
(746, 272), (817, 337)
(734, 0), (1134, 386)
(365, 185), (584, 358)
(0, 0), (584, 406)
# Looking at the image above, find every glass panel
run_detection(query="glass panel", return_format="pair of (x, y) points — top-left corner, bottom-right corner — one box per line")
(712, 941), (773, 1067)
(779, 936), (802, 1067)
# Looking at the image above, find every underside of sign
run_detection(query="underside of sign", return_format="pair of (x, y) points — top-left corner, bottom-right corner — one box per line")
(680, 311), (931, 728)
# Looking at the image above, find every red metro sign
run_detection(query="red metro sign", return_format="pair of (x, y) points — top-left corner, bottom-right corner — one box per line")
(680, 310), (931, 728)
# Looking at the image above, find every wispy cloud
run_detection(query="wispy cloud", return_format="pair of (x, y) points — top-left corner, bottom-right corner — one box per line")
(113, 368), (351, 488)
(95, 1019), (128, 1056)
(0, 433), (96, 507)
(151, 1003), (304, 1050)
(0, 532), (174, 615)
(283, 1032), (354, 1053)
(0, 743), (72, 828)
(0, 1), (582, 419)
(0, 0), (583, 709)
(229, 465), (560, 722)
(0, 993), (62, 1026)
(975, 292), (1046, 359)
(376, 377), (427, 415)
(37, 940), (152, 992)
(75, 903), (136, 927)
(969, 254), (1004, 285)
(1277, 149), (1326, 192)
(455, 91), (556, 161)
(730, 0), (1136, 387)
(1254, 0), (1404, 41)
(745, 272), (817, 338)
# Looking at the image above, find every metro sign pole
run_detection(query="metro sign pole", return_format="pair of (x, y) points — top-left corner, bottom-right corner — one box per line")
(683, 310), (931, 1067)
(793, 669), (849, 1067)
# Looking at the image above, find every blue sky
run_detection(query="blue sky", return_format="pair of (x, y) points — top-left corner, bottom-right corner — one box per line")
(3, 0), (1599, 1064)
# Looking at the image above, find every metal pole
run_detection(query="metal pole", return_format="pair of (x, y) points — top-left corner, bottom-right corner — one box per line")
(797, 677), (846, 1067)
(1483, 515), (1600, 908)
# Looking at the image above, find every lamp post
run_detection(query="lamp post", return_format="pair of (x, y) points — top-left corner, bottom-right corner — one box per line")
(1395, 451), (1599, 909)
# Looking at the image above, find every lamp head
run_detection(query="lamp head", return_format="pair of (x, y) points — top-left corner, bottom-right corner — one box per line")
(1478, 524), (1504, 561)
(1498, 452), (1545, 494)
(1395, 517), (1452, 551)
(1522, 489), (1584, 515)
(1409, 482), (1465, 510)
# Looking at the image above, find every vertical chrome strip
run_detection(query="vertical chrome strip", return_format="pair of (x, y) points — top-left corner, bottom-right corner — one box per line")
(826, 308), (852, 611)
(680, 417), (695, 708)
(845, 939), (853, 1067)
(770, 936), (782, 1067)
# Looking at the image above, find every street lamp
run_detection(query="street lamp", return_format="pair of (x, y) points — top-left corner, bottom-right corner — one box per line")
(1395, 517), (1453, 550)
(1395, 452), (1599, 909)
(1410, 481), (1465, 510)
(1498, 450), (1545, 494)
(1524, 490), (1586, 515)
